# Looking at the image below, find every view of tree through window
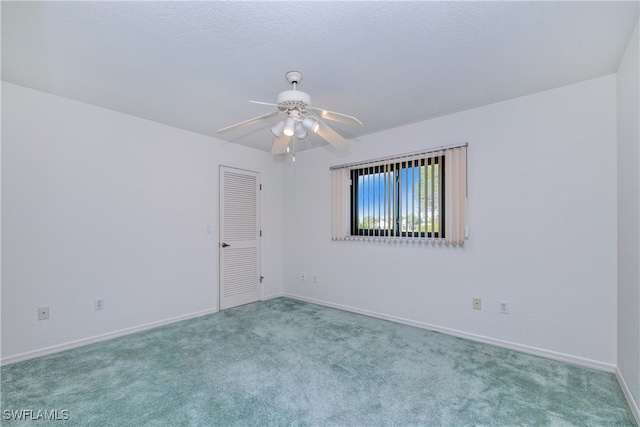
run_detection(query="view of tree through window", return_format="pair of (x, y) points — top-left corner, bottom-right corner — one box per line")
(350, 156), (443, 237)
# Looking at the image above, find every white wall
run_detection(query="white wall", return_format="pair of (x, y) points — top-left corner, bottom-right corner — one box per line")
(0, 73), (624, 373)
(617, 19), (640, 410)
(1, 82), (283, 362)
(283, 75), (618, 369)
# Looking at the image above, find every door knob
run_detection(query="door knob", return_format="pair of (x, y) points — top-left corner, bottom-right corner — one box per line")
(221, 243), (230, 248)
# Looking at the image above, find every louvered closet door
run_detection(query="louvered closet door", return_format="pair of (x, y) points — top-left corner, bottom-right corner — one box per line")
(219, 166), (261, 310)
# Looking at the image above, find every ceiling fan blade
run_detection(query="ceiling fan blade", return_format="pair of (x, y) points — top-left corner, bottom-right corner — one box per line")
(250, 100), (279, 107)
(308, 107), (363, 128)
(315, 119), (350, 150)
(271, 135), (291, 154)
(217, 111), (280, 134)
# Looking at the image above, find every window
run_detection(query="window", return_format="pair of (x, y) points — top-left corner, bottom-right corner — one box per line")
(331, 144), (467, 246)
(350, 156), (443, 238)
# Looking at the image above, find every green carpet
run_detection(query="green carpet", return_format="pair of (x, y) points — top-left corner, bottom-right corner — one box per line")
(1, 298), (636, 426)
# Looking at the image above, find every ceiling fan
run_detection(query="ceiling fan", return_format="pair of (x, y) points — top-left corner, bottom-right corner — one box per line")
(217, 71), (363, 155)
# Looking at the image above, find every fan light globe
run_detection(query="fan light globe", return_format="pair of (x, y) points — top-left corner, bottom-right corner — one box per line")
(271, 120), (285, 138)
(295, 122), (308, 139)
(302, 117), (320, 134)
(283, 117), (296, 137)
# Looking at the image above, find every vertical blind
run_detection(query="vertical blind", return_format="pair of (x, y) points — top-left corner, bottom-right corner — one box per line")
(331, 144), (467, 246)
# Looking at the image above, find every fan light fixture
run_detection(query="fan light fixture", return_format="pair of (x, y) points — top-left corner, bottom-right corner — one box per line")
(274, 115), (316, 139)
(283, 117), (297, 137)
(302, 117), (320, 134)
(294, 122), (307, 139)
(270, 120), (285, 138)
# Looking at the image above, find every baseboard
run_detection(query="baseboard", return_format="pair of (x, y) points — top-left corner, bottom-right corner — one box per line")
(616, 367), (640, 425)
(283, 293), (617, 374)
(1, 307), (219, 366)
(3, 293), (621, 376)
(261, 292), (284, 301)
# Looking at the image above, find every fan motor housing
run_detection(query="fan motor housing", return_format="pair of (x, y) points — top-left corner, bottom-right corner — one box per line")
(277, 90), (311, 111)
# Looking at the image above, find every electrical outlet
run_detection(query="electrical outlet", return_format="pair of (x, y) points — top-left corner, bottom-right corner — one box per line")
(38, 306), (49, 320)
(95, 298), (104, 310)
(499, 301), (510, 314)
(473, 298), (482, 310)
(301, 273), (306, 282)
(313, 274), (318, 283)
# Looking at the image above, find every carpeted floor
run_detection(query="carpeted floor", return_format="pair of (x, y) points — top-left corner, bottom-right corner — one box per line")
(1, 297), (636, 426)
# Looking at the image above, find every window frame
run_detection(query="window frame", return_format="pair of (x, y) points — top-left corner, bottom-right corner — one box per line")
(349, 155), (445, 239)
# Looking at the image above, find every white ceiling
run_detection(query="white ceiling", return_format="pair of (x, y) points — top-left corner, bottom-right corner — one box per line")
(2, 1), (638, 152)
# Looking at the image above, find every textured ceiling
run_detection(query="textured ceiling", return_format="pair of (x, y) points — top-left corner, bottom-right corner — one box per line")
(2, 1), (638, 152)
